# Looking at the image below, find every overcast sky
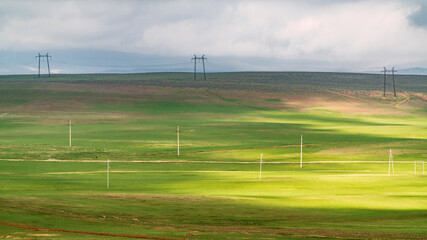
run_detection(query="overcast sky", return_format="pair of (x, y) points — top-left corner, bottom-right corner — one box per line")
(1, 0), (427, 74)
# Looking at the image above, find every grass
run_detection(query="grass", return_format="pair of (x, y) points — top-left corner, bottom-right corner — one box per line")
(0, 72), (426, 239)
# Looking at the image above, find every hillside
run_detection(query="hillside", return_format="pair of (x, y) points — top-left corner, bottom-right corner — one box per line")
(0, 72), (426, 240)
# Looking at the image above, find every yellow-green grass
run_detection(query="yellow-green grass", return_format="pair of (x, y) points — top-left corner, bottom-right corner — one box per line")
(0, 161), (426, 239)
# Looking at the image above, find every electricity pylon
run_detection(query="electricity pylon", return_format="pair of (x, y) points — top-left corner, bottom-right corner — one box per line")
(381, 67), (398, 97)
(191, 54), (207, 81)
(35, 52), (52, 77)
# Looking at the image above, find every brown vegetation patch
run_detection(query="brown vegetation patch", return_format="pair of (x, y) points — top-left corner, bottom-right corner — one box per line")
(3, 101), (89, 113)
(317, 146), (426, 156)
(205, 89), (291, 110)
(286, 90), (408, 115)
(30, 116), (127, 125)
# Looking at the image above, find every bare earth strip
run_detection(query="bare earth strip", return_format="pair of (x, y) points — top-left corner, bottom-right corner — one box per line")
(0, 144), (319, 162)
(0, 221), (187, 240)
(111, 144), (319, 159)
(0, 159), (416, 164)
(183, 224), (427, 240)
(42, 169), (409, 175)
(411, 93), (427, 101)
(1, 221), (426, 240)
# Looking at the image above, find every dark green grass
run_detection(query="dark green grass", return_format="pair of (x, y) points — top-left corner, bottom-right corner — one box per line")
(1, 72), (426, 92)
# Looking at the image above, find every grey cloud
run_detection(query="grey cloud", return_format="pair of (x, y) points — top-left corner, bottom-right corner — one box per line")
(409, 1), (427, 28)
(0, 0), (427, 73)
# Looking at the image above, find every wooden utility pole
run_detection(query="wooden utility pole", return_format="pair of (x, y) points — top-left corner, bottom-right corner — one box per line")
(177, 126), (180, 156)
(300, 135), (303, 168)
(107, 159), (110, 189)
(69, 120), (72, 147)
(389, 149), (394, 175)
(259, 153), (263, 180)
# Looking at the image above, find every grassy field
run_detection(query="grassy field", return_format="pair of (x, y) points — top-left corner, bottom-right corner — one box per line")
(0, 72), (426, 239)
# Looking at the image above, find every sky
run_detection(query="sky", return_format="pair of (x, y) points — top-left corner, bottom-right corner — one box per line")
(1, 0), (427, 74)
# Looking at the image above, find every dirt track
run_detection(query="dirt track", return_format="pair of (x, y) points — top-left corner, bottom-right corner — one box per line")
(187, 224), (427, 239)
(2, 221), (426, 240)
(0, 221), (187, 240)
(112, 144), (318, 158)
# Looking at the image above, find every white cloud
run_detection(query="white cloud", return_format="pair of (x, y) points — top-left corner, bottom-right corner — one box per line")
(23, 65), (61, 74)
(1, 0), (427, 71)
(24, 66), (38, 72)
(50, 68), (62, 74)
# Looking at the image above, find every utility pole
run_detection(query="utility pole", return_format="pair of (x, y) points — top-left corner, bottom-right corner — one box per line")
(191, 54), (207, 80)
(69, 120), (72, 147)
(300, 135), (303, 168)
(391, 67), (397, 97)
(389, 149), (394, 175)
(107, 158), (110, 189)
(177, 126), (180, 156)
(259, 153), (263, 181)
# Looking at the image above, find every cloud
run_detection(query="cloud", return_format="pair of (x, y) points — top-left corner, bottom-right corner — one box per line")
(408, 0), (427, 28)
(0, 0), (427, 72)
(24, 66), (38, 72)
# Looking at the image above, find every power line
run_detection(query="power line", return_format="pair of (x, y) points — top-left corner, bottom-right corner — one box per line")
(52, 60), (189, 69)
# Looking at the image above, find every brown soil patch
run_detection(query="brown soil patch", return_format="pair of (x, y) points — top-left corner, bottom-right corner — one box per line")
(0, 221), (186, 240)
(28, 233), (59, 236)
(411, 93), (427, 101)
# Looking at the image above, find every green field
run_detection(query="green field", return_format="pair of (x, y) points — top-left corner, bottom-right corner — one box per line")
(0, 72), (426, 239)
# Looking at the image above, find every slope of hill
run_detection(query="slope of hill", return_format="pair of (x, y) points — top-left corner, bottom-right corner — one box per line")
(0, 72), (426, 240)
(397, 67), (427, 75)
